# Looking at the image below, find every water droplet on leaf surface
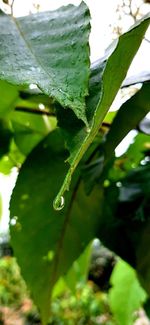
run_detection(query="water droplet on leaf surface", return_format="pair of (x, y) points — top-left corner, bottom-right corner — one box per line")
(53, 196), (65, 211)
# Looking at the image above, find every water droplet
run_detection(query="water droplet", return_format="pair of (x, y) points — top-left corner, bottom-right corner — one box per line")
(29, 84), (37, 90)
(116, 182), (122, 188)
(39, 103), (45, 110)
(53, 196), (65, 211)
(86, 127), (91, 134)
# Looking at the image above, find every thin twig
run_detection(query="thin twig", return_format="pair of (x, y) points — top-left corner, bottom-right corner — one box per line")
(15, 106), (55, 116)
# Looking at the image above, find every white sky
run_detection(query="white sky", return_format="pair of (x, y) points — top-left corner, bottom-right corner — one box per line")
(0, 0), (149, 232)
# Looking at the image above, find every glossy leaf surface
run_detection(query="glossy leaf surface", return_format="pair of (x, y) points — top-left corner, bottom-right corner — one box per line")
(10, 130), (102, 324)
(0, 2), (90, 123)
(109, 260), (147, 325)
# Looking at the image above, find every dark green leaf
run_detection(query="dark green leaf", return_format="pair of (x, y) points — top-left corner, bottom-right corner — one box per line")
(54, 14), (150, 209)
(0, 2), (91, 123)
(84, 82), (150, 191)
(0, 140), (25, 174)
(96, 162), (150, 298)
(103, 82), (150, 160)
(10, 130), (103, 325)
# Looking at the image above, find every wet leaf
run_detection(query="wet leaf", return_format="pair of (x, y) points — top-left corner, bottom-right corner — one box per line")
(0, 2), (91, 123)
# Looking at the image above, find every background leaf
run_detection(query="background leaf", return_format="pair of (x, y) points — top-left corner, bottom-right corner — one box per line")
(10, 130), (103, 325)
(109, 260), (147, 325)
(10, 110), (56, 155)
(0, 81), (18, 117)
(103, 82), (150, 161)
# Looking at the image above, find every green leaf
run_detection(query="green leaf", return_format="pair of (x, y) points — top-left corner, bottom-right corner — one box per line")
(0, 119), (13, 158)
(96, 162), (150, 298)
(109, 260), (147, 325)
(0, 140), (25, 174)
(10, 130), (103, 325)
(54, 14), (150, 209)
(74, 82), (150, 191)
(0, 2), (91, 124)
(120, 132), (150, 172)
(0, 81), (18, 117)
(103, 82), (150, 160)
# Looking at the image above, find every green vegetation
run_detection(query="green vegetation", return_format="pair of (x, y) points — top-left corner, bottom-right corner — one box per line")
(0, 2), (149, 324)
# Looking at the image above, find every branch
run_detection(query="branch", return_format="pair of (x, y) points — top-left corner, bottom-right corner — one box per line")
(15, 106), (55, 116)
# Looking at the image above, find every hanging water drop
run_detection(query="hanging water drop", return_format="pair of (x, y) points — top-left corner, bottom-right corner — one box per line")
(53, 195), (65, 211)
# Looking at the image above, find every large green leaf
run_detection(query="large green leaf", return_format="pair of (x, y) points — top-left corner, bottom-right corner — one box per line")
(0, 140), (25, 175)
(0, 2), (90, 124)
(10, 130), (103, 325)
(109, 260), (147, 325)
(54, 14), (150, 209)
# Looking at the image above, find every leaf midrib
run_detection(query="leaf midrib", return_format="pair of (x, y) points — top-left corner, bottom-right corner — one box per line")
(12, 15), (67, 98)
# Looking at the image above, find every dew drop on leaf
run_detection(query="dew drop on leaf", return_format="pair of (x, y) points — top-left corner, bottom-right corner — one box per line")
(53, 195), (65, 211)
